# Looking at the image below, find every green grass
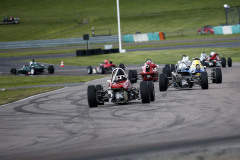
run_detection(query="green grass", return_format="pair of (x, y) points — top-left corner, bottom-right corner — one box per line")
(0, 75), (107, 88)
(0, 87), (61, 105)
(37, 48), (240, 66)
(0, 0), (240, 41)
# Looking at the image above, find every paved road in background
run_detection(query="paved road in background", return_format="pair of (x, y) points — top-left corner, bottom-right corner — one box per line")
(1, 41), (240, 74)
(1, 64), (240, 160)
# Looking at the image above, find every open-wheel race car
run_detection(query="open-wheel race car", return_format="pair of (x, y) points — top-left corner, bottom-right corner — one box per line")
(87, 68), (155, 108)
(87, 59), (125, 74)
(159, 56), (209, 91)
(10, 60), (54, 75)
(200, 52), (232, 68)
(128, 59), (159, 83)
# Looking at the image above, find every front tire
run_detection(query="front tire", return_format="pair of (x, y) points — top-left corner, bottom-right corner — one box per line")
(159, 74), (168, 91)
(221, 57), (226, 68)
(96, 85), (104, 105)
(227, 57), (232, 67)
(10, 68), (17, 74)
(99, 66), (105, 74)
(30, 67), (36, 75)
(140, 81), (150, 103)
(148, 81), (155, 101)
(87, 85), (98, 108)
(201, 72), (208, 89)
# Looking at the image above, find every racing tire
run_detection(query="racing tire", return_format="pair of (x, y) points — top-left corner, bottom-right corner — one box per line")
(227, 57), (232, 67)
(201, 60), (206, 66)
(119, 63), (125, 70)
(96, 84), (104, 105)
(87, 66), (93, 74)
(159, 73), (168, 91)
(148, 81), (155, 101)
(162, 67), (167, 75)
(87, 85), (98, 108)
(165, 64), (171, 77)
(215, 68), (222, 84)
(99, 66), (105, 74)
(10, 68), (17, 74)
(201, 72), (208, 89)
(221, 57), (226, 68)
(170, 64), (175, 72)
(48, 65), (54, 74)
(133, 70), (138, 83)
(140, 81), (150, 103)
(30, 67), (36, 75)
(128, 70), (136, 84)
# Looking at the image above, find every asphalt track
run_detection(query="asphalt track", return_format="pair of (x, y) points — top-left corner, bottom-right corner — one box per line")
(1, 63), (240, 160)
(1, 41), (240, 160)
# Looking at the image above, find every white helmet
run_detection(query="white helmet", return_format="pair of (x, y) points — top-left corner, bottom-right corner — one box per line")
(210, 52), (215, 56)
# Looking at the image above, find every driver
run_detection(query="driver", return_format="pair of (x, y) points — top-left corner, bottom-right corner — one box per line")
(30, 59), (35, 65)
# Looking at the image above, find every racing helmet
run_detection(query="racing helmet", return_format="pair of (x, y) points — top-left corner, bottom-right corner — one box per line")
(104, 59), (109, 64)
(210, 52), (215, 56)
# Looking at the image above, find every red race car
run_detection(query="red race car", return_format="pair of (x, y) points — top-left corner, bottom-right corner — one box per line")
(200, 52), (232, 67)
(87, 59), (125, 74)
(87, 68), (155, 108)
(197, 25), (214, 35)
(128, 59), (159, 83)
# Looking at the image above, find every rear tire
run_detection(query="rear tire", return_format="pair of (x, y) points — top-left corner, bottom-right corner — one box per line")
(10, 68), (17, 74)
(148, 81), (155, 101)
(165, 64), (171, 77)
(48, 65), (54, 74)
(159, 74), (168, 91)
(133, 70), (137, 83)
(87, 66), (93, 74)
(201, 72), (208, 89)
(119, 63), (125, 70)
(227, 57), (232, 67)
(215, 68), (222, 84)
(128, 70), (136, 84)
(87, 85), (98, 108)
(140, 81), (150, 103)
(170, 64), (175, 72)
(221, 57), (226, 68)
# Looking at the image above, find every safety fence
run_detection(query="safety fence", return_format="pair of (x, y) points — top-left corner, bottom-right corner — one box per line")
(122, 32), (165, 43)
(214, 24), (240, 35)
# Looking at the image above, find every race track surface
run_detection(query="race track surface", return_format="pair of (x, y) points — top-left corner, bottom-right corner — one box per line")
(1, 64), (240, 160)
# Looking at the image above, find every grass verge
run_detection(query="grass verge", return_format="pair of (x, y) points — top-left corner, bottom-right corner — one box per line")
(0, 87), (62, 105)
(37, 48), (240, 66)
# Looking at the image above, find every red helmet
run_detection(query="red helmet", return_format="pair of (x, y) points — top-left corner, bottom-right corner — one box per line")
(104, 59), (109, 64)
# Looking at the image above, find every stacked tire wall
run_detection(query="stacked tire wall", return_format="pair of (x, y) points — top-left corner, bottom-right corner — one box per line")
(76, 48), (119, 56)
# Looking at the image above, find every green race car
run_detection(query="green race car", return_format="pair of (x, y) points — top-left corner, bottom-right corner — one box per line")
(10, 62), (54, 75)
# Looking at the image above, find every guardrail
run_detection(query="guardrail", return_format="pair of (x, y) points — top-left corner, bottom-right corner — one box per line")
(0, 36), (119, 49)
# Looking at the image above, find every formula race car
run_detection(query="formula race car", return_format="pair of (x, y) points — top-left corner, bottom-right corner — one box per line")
(159, 56), (209, 91)
(200, 52), (232, 67)
(128, 59), (158, 83)
(10, 60), (54, 75)
(87, 59), (125, 74)
(87, 68), (155, 108)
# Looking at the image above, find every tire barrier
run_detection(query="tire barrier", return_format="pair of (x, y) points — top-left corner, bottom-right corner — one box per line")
(76, 48), (119, 56)
(214, 24), (240, 35)
(123, 32), (165, 43)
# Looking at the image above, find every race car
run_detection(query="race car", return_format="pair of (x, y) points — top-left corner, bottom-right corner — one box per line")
(159, 57), (209, 91)
(87, 59), (125, 74)
(10, 60), (54, 75)
(128, 59), (158, 83)
(87, 68), (155, 108)
(200, 52), (232, 67)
